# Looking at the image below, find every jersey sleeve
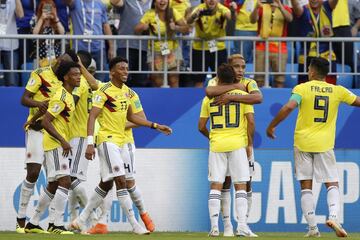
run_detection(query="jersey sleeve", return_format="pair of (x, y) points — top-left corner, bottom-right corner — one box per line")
(207, 77), (218, 87)
(292, 84), (304, 97)
(92, 90), (107, 109)
(173, 8), (183, 22)
(130, 92), (143, 114)
(47, 98), (65, 118)
(25, 71), (42, 93)
(247, 79), (260, 93)
(200, 97), (210, 118)
(72, 82), (87, 98)
(243, 103), (254, 114)
(218, 3), (230, 16)
(140, 11), (151, 24)
(338, 86), (357, 105)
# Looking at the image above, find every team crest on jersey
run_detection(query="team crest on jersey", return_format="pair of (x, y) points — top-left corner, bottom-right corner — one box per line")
(28, 78), (36, 86)
(94, 95), (102, 103)
(61, 164), (67, 170)
(114, 166), (120, 172)
(52, 104), (61, 113)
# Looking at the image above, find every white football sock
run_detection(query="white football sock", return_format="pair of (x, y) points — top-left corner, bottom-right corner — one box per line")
(68, 190), (79, 222)
(235, 190), (248, 225)
(79, 186), (106, 223)
(98, 190), (113, 224)
(17, 180), (35, 219)
(128, 185), (146, 214)
(208, 189), (221, 229)
(220, 189), (231, 226)
(30, 188), (54, 225)
(53, 186), (69, 226)
(247, 191), (253, 219)
(48, 200), (56, 224)
(327, 186), (340, 221)
(116, 189), (139, 227)
(301, 189), (317, 228)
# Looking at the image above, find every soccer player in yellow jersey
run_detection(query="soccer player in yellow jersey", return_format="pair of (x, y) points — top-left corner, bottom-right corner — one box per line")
(267, 57), (360, 238)
(16, 50), (78, 233)
(205, 54), (261, 237)
(70, 57), (172, 235)
(25, 61), (81, 234)
(64, 51), (100, 230)
(198, 64), (255, 237)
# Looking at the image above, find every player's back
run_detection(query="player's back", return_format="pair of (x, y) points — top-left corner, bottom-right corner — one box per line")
(293, 80), (356, 152)
(203, 89), (254, 152)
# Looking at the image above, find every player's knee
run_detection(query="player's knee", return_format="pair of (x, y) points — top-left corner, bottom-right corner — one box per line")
(222, 176), (232, 189)
(57, 175), (71, 189)
(114, 176), (127, 189)
(246, 180), (252, 192)
(26, 168), (41, 182)
(99, 180), (113, 192)
(47, 181), (58, 194)
(126, 179), (135, 189)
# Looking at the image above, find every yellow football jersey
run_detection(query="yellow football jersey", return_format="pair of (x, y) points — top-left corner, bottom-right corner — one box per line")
(200, 89), (254, 152)
(25, 66), (62, 122)
(124, 87), (144, 144)
(192, 3), (230, 51)
(92, 82), (130, 147)
(43, 87), (76, 151)
(170, 0), (191, 17)
(207, 76), (260, 93)
(140, 8), (183, 52)
(70, 76), (92, 139)
(292, 80), (356, 152)
(235, 0), (257, 31)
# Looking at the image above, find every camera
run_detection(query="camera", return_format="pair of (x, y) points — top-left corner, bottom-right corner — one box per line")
(261, 0), (274, 3)
(43, 3), (52, 14)
(198, 9), (214, 17)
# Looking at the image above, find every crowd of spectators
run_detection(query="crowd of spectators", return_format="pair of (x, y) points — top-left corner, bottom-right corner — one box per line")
(0, 0), (359, 88)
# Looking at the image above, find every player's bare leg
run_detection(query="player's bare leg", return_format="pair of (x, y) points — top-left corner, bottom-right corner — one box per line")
(221, 176), (233, 237)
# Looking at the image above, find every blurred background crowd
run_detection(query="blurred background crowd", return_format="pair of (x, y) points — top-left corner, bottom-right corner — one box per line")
(0, 0), (359, 88)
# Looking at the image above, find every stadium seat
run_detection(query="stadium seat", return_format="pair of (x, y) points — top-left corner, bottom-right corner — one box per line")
(336, 64), (353, 88)
(284, 63), (298, 88)
(21, 62), (34, 86)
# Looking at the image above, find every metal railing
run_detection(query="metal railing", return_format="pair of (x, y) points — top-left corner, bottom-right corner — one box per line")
(0, 34), (359, 87)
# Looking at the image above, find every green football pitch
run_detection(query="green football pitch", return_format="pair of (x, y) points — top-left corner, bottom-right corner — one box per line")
(1, 232), (360, 240)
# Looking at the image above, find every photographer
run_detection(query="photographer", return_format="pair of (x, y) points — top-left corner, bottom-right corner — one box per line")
(32, 0), (65, 67)
(187, 0), (234, 87)
(250, 0), (292, 88)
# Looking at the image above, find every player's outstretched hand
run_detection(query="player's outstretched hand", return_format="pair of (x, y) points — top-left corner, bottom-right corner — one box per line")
(157, 124), (173, 135)
(61, 141), (72, 157)
(213, 94), (231, 106)
(85, 145), (95, 160)
(266, 126), (276, 139)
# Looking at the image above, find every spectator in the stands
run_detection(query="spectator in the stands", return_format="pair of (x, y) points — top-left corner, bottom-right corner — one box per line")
(32, 0), (65, 67)
(291, 0), (338, 84)
(111, 0), (152, 87)
(250, 0), (292, 88)
(65, 0), (114, 82)
(224, 0), (257, 63)
(135, 0), (189, 88)
(170, 0), (191, 69)
(187, 0), (234, 87)
(0, 0), (23, 86)
(332, 0), (354, 71)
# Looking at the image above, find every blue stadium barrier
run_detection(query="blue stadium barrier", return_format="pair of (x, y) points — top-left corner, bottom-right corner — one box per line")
(336, 64), (353, 88)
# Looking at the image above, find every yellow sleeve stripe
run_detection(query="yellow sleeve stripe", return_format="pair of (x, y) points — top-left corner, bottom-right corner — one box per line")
(100, 82), (111, 92)
(60, 89), (66, 101)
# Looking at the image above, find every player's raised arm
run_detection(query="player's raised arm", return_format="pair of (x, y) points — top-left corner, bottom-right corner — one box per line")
(213, 90), (263, 106)
(206, 82), (245, 98)
(266, 100), (298, 139)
